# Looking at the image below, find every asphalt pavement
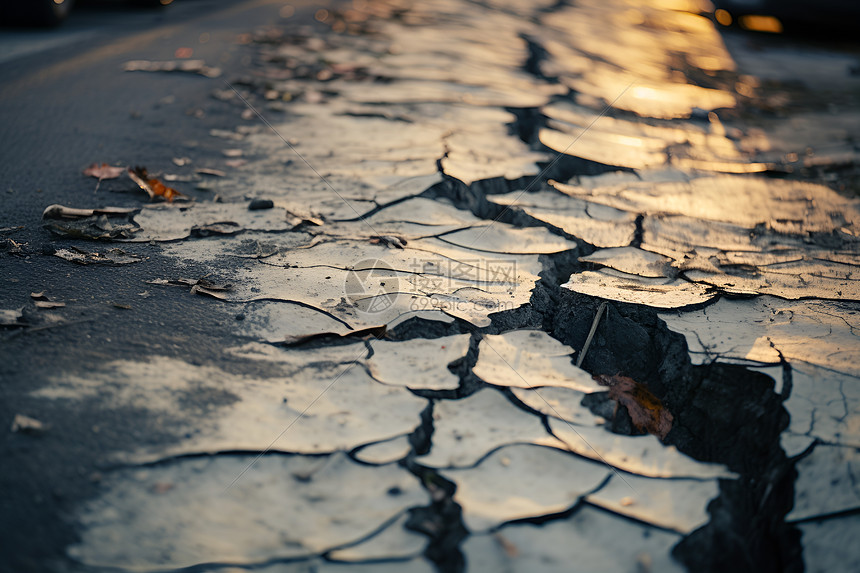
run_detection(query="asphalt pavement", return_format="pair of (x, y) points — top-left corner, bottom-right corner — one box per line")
(2, 1), (860, 572)
(1, 1), (332, 569)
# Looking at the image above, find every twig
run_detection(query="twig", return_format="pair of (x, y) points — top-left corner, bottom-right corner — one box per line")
(577, 302), (607, 367)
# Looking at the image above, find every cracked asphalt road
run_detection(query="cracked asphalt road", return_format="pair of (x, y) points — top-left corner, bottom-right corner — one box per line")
(2, 0), (860, 571)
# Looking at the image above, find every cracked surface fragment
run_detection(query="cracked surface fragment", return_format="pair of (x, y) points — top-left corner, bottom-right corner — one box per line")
(463, 506), (684, 573)
(366, 334), (470, 391)
(34, 355), (427, 461)
(789, 444), (860, 522)
(474, 330), (603, 393)
(416, 389), (566, 469)
(441, 444), (611, 533)
(585, 472), (720, 534)
(548, 417), (734, 479)
(68, 453), (427, 570)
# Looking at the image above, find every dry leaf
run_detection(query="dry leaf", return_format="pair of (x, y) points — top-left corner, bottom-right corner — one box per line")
(127, 167), (187, 202)
(594, 374), (674, 440)
(83, 163), (126, 180)
(11, 414), (47, 435)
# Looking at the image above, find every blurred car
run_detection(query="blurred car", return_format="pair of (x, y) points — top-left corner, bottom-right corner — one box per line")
(0, 0), (172, 27)
(712, 0), (860, 35)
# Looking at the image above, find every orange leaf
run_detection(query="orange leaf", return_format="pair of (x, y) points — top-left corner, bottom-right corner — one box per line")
(127, 166), (186, 202)
(83, 163), (125, 180)
(594, 374), (673, 440)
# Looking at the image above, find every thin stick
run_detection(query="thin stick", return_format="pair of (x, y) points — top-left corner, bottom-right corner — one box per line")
(577, 302), (607, 367)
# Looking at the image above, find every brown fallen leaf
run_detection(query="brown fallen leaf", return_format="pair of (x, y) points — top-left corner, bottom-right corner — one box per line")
(83, 163), (126, 180)
(85, 163), (127, 193)
(594, 374), (673, 440)
(222, 149), (243, 158)
(127, 167), (187, 202)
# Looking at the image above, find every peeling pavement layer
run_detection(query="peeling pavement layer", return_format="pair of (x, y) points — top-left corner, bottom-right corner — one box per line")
(2, 0), (860, 572)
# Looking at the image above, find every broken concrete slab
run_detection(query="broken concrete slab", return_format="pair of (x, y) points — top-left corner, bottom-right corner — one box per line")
(659, 297), (860, 378)
(417, 389), (566, 469)
(352, 435), (414, 465)
(366, 334), (470, 391)
(474, 330), (602, 393)
(788, 444), (860, 522)
(563, 269), (717, 309)
(327, 513), (427, 563)
(511, 386), (604, 426)
(33, 356), (427, 461)
(548, 417), (734, 479)
(487, 190), (637, 248)
(585, 472), (720, 534)
(441, 444), (610, 533)
(798, 513), (860, 573)
(462, 506), (684, 573)
(68, 452), (427, 569)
